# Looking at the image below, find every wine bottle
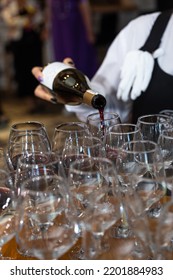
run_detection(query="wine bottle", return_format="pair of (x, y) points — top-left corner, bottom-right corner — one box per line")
(41, 62), (106, 109)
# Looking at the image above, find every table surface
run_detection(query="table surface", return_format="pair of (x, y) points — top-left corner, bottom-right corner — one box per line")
(2, 196), (169, 260)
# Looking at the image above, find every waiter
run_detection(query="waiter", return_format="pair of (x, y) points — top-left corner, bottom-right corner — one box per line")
(32, 10), (173, 124)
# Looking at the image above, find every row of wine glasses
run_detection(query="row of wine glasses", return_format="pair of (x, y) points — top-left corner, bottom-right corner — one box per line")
(1, 110), (173, 260)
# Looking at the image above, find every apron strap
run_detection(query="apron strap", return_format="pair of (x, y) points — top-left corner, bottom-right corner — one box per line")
(140, 10), (173, 53)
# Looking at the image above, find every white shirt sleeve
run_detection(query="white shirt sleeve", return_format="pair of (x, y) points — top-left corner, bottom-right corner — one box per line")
(66, 12), (160, 123)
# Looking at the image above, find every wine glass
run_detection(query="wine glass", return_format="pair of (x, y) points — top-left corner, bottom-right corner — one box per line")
(15, 174), (79, 260)
(68, 157), (121, 259)
(122, 188), (156, 259)
(87, 111), (121, 140)
(116, 140), (165, 219)
(156, 199), (173, 259)
(159, 109), (173, 118)
(8, 121), (50, 143)
(104, 123), (142, 237)
(136, 114), (173, 142)
(157, 128), (173, 168)
(0, 169), (16, 259)
(51, 122), (91, 153)
(61, 135), (106, 176)
(134, 176), (167, 216)
(7, 121), (51, 170)
(105, 123), (142, 165)
(14, 151), (67, 257)
(15, 151), (66, 200)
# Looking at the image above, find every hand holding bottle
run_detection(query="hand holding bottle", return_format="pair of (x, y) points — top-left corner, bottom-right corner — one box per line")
(32, 58), (75, 104)
(32, 58), (106, 110)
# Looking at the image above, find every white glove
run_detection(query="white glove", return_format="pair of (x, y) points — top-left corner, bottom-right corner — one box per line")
(117, 49), (163, 101)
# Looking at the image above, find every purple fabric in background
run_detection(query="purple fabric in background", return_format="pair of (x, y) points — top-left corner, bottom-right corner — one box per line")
(49, 0), (98, 79)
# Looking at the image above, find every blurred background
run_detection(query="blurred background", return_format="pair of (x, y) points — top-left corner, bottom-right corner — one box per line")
(0, 0), (170, 146)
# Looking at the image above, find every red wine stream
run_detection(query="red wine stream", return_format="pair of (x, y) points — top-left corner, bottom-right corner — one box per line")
(99, 108), (105, 137)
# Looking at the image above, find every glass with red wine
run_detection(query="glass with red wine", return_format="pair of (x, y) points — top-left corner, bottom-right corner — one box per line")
(87, 111), (121, 141)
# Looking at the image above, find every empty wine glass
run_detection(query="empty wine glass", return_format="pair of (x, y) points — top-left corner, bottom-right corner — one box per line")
(87, 111), (121, 140)
(61, 135), (106, 176)
(156, 198), (173, 259)
(104, 123), (142, 238)
(159, 109), (173, 118)
(14, 151), (67, 256)
(137, 114), (173, 142)
(122, 188), (155, 259)
(116, 140), (165, 220)
(7, 121), (51, 170)
(15, 151), (66, 198)
(134, 177), (167, 216)
(157, 128), (173, 168)
(105, 123), (142, 165)
(68, 157), (121, 259)
(52, 122), (91, 154)
(8, 121), (50, 145)
(15, 174), (79, 259)
(0, 169), (16, 259)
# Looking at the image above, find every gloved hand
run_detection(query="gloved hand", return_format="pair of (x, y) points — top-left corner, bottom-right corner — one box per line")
(117, 49), (163, 101)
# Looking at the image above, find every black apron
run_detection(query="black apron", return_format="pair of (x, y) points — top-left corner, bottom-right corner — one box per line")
(132, 10), (173, 124)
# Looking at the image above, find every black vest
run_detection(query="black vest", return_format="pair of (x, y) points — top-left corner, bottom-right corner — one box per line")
(132, 10), (173, 123)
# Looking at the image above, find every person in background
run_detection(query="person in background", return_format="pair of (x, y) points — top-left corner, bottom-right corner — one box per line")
(1, 0), (47, 113)
(46, 0), (98, 79)
(32, 9), (173, 124)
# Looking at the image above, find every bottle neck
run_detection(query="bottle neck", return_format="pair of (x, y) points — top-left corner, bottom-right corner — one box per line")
(83, 90), (96, 106)
(83, 90), (106, 109)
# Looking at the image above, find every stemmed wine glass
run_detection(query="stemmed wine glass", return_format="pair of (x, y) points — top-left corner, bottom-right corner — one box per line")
(68, 157), (121, 259)
(104, 123), (142, 238)
(105, 123), (142, 165)
(116, 140), (165, 221)
(15, 151), (66, 200)
(7, 121), (51, 170)
(159, 109), (173, 118)
(87, 111), (121, 140)
(51, 122), (91, 153)
(134, 176), (167, 216)
(0, 169), (16, 259)
(61, 135), (106, 176)
(157, 128), (173, 168)
(15, 174), (79, 260)
(122, 188), (156, 259)
(136, 114), (173, 142)
(155, 165), (173, 258)
(14, 151), (67, 256)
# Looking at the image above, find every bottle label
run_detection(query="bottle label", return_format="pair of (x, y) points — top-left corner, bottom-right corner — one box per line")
(42, 62), (73, 89)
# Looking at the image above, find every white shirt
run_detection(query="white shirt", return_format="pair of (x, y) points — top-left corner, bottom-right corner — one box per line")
(66, 11), (173, 122)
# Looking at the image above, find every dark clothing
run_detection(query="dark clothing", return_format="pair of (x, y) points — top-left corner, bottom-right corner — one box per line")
(49, 0), (98, 79)
(132, 10), (173, 123)
(5, 3), (44, 98)
(157, 0), (173, 11)
(10, 29), (42, 97)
